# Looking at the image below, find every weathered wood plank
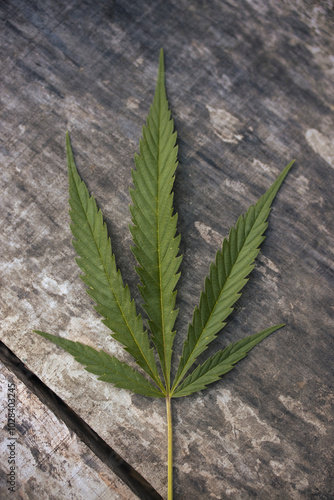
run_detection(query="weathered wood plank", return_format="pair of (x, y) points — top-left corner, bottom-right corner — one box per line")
(0, 0), (333, 498)
(0, 362), (137, 499)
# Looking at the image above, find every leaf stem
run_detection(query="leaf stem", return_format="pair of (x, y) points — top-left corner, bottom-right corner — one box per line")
(166, 395), (173, 500)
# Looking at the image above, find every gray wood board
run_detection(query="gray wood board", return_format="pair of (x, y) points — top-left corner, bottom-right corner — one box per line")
(0, 361), (137, 499)
(1, 0), (333, 498)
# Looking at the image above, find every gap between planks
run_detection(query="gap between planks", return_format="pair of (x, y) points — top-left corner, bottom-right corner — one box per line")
(0, 340), (162, 500)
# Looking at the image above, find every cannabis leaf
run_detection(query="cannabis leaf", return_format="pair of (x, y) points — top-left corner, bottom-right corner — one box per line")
(65, 131), (164, 392)
(172, 325), (284, 397)
(35, 331), (164, 398)
(35, 49), (294, 499)
(172, 160), (294, 391)
(129, 50), (181, 391)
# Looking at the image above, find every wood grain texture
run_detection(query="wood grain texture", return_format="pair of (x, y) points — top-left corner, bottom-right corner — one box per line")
(0, 0), (333, 498)
(0, 362), (137, 499)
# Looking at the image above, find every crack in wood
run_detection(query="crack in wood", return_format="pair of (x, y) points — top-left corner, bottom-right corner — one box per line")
(0, 340), (163, 500)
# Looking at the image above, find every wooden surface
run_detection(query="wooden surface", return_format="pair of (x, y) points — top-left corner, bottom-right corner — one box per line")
(1, 0), (333, 498)
(0, 361), (136, 499)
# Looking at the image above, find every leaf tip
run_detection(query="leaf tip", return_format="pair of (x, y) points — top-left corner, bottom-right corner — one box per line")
(33, 330), (48, 340)
(282, 159), (296, 178)
(66, 130), (71, 148)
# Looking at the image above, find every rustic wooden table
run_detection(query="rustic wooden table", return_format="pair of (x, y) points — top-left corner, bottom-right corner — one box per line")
(1, 1), (333, 498)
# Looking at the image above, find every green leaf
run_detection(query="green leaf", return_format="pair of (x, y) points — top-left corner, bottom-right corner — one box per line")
(35, 331), (165, 398)
(129, 49), (182, 390)
(173, 161), (294, 391)
(172, 325), (283, 397)
(66, 133), (163, 391)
